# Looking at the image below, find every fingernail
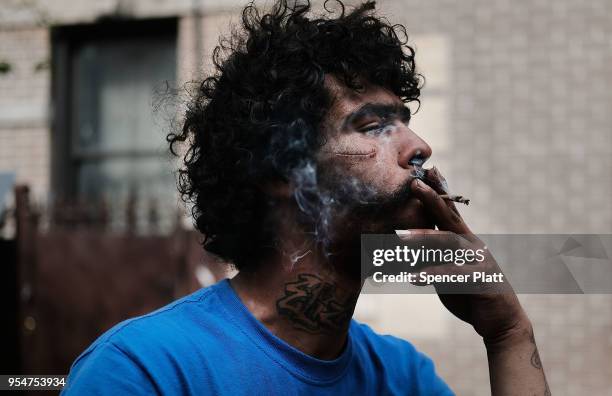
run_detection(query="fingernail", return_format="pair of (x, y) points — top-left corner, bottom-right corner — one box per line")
(413, 179), (423, 189)
(395, 230), (411, 236)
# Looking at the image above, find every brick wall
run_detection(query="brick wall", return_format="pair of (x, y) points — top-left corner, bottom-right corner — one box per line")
(0, 26), (50, 198)
(361, 1), (612, 394)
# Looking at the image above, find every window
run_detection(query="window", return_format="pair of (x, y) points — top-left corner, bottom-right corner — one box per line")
(52, 18), (178, 231)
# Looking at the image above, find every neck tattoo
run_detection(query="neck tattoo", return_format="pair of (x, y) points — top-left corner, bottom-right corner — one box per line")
(276, 273), (358, 334)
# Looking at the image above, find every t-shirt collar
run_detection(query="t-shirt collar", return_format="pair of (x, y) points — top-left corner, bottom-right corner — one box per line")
(214, 278), (354, 384)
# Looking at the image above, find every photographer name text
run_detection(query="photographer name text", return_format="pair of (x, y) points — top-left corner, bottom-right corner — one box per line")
(372, 271), (505, 284)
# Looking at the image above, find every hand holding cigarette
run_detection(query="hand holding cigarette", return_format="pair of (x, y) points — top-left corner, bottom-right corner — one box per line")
(439, 194), (470, 205)
(419, 167), (470, 205)
(406, 174), (548, 395)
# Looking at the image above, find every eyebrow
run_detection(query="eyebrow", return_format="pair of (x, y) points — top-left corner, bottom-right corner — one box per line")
(340, 102), (412, 131)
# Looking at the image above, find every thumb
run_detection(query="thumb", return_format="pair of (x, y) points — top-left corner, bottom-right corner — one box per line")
(411, 178), (472, 236)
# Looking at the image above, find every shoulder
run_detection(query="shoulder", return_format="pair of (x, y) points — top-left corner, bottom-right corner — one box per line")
(96, 283), (222, 349)
(65, 282), (232, 394)
(63, 340), (158, 394)
(70, 281), (229, 372)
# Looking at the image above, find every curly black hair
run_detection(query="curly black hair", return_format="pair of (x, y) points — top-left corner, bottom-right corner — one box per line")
(167, 0), (422, 271)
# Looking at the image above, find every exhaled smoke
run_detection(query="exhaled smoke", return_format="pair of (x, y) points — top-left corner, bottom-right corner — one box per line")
(289, 157), (419, 258)
(275, 119), (426, 263)
(290, 159), (372, 255)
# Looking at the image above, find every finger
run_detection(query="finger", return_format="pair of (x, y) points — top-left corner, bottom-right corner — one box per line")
(422, 166), (449, 194)
(423, 167), (462, 215)
(405, 263), (477, 289)
(423, 263), (512, 294)
(395, 229), (473, 251)
(411, 178), (473, 236)
(394, 229), (479, 271)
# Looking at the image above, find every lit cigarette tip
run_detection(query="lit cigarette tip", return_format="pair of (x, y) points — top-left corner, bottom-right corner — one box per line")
(439, 194), (470, 205)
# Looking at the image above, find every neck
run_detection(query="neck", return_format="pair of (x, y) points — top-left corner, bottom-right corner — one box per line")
(230, 236), (362, 360)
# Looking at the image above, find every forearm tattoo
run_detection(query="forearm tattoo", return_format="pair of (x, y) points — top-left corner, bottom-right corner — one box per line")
(276, 273), (358, 334)
(530, 330), (551, 395)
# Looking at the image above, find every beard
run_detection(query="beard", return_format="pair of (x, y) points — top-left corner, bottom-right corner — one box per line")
(350, 178), (414, 214)
(311, 176), (421, 279)
(286, 164), (432, 279)
(291, 159), (433, 251)
(318, 172), (427, 236)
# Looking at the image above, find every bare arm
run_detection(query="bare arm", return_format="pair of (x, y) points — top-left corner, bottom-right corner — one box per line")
(407, 172), (551, 395)
(485, 323), (551, 396)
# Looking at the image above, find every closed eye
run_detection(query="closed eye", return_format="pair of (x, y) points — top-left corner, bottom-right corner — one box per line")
(358, 122), (383, 133)
(348, 104), (412, 134)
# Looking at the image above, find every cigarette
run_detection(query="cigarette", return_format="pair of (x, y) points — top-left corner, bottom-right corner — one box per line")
(439, 194), (470, 205)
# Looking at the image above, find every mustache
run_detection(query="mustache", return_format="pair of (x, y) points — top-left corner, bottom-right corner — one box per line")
(371, 178), (414, 207)
(347, 176), (415, 212)
(351, 165), (436, 212)
(317, 166), (427, 211)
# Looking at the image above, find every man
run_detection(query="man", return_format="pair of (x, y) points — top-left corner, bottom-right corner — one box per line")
(64, 1), (550, 394)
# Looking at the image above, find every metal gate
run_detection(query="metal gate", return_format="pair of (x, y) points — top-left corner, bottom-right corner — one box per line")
(12, 185), (227, 377)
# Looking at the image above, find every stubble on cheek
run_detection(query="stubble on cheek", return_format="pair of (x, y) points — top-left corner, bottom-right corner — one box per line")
(321, 137), (377, 157)
(319, 145), (378, 186)
(318, 136), (378, 175)
(320, 142), (400, 199)
(318, 130), (415, 201)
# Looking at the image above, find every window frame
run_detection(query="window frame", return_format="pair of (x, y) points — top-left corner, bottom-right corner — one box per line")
(50, 17), (178, 200)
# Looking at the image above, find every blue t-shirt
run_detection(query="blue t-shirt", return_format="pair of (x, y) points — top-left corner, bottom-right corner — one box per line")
(63, 279), (454, 395)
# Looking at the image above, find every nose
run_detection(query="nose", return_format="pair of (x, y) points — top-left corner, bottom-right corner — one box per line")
(396, 126), (433, 169)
